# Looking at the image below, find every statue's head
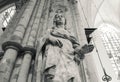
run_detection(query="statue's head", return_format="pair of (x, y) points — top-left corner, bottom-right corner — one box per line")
(53, 13), (66, 26)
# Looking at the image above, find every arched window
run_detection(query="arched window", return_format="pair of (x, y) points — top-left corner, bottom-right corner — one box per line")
(98, 24), (120, 76)
(1, 6), (16, 27)
(0, 5), (16, 35)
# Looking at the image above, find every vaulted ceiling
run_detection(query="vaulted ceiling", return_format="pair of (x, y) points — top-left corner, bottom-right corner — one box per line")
(79, 0), (120, 30)
(94, 0), (120, 27)
(92, 0), (120, 29)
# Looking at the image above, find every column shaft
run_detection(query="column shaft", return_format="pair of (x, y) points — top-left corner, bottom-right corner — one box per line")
(10, 57), (23, 82)
(18, 0), (45, 82)
(0, 48), (18, 82)
(11, 0), (37, 43)
(0, 0), (37, 82)
(17, 53), (32, 82)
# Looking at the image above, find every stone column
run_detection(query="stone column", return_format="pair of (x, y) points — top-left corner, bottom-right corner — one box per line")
(0, 47), (20, 82)
(33, 0), (49, 82)
(28, 60), (34, 82)
(68, 0), (100, 82)
(17, 0), (47, 82)
(10, 56), (23, 82)
(35, 0), (51, 82)
(67, 1), (87, 82)
(0, 0), (37, 82)
(17, 51), (35, 82)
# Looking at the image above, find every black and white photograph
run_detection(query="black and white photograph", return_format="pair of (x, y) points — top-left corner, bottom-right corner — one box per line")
(0, 0), (119, 82)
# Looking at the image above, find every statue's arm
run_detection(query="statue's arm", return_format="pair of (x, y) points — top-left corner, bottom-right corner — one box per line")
(64, 32), (94, 59)
(67, 35), (80, 48)
(74, 44), (94, 59)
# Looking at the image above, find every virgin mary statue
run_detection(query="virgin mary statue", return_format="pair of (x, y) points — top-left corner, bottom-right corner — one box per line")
(38, 11), (94, 82)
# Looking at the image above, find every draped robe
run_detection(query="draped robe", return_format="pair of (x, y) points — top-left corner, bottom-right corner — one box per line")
(40, 28), (81, 82)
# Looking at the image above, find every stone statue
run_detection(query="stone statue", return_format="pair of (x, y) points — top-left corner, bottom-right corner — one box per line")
(38, 10), (94, 82)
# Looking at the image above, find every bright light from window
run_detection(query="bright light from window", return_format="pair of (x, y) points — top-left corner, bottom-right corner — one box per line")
(1, 6), (16, 27)
(99, 24), (120, 78)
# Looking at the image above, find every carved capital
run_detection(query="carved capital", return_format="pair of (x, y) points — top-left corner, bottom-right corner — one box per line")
(22, 46), (36, 59)
(2, 41), (23, 52)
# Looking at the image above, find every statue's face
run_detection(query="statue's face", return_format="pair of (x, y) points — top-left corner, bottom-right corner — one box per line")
(54, 14), (66, 26)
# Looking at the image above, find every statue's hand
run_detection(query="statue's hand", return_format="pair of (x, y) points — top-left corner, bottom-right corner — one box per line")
(81, 44), (94, 54)
(74, 44), (94, 59)
(47, 35), (63, 48)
